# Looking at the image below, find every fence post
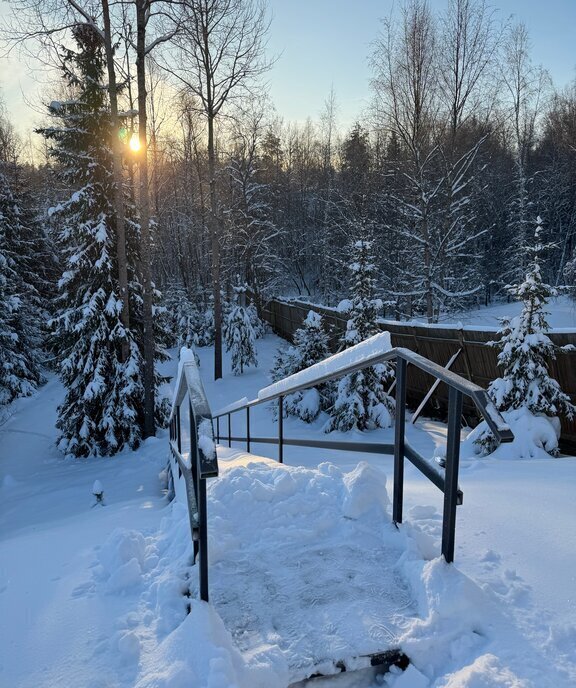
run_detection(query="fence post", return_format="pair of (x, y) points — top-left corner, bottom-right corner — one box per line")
(216, 416), (220, 444)
(278, 395), (284, 463)
(442, 386), (463, 563)
(228, 413), (232, 448)
(246, 406), (251, 453)
(176, 406), (182, 455)
(393, 357), (407, 525)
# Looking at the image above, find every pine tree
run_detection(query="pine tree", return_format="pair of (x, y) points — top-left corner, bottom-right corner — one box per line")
(223, 285), (257, 375)
(40, 24), (159, 457)
(163, 282), (200, 348)
(476, 217), (575, 454)
(489, 218), (574, 416)
(271, 310), (332, 422)
(0, 168), (45, 404)
(247, 300), (266, 339)
(327, 235), (394, 432)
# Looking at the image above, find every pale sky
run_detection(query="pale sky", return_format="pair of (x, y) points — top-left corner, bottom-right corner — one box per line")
(1, 0), (575, 138)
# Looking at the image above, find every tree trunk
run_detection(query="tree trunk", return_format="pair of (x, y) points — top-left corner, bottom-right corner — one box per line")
(101, 0), (130, 361)
(136, 0), (156, 437)
(208, 112), (223, 380)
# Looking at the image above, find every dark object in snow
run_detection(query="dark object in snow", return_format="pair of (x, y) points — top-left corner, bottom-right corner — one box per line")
(92, 480), (104, 507)
(286, 649), (410, 687)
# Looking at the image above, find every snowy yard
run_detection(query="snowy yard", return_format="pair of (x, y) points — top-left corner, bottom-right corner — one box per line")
(1, 334), (575, 687)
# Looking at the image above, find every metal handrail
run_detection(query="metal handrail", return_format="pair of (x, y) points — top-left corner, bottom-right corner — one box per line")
(168, 350), (218, 602)
(212, 335), (513, 563)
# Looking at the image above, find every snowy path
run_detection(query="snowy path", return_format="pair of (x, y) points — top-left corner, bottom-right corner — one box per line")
(201, 449), (416, 682)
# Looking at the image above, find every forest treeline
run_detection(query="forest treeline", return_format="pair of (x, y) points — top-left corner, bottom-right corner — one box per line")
(1, 0), (575, 453)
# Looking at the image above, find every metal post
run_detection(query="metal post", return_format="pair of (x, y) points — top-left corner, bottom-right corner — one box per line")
(278, 395), (284, 463)
(176, 406), (182, 455)
(198, 477), (209, 602)
(188, 401), (200, 564)
(246, 406), (251, 453)
(228, 413), (232, 448)
(189, 402), (198, 483)
(393, 357), (407, 524)
(442, 386), (463, 563)
(216, 416), (220, 443)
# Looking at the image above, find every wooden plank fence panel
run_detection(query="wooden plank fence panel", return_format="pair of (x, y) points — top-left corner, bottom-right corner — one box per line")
(262, 298), (576, 449)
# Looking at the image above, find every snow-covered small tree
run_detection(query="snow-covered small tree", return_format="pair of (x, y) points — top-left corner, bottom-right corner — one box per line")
(223, 285), (257, 375)
(197, 306), (215, 347)
(162, 283), (201, 348)
(247, 300), (266, 339)
(271, 310), (331, 422)
(327, 236), (395, 432)
(473, 217), (575, 456)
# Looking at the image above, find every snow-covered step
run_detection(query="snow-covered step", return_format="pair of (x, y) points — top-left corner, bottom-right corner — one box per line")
(187, 448), (418, 685)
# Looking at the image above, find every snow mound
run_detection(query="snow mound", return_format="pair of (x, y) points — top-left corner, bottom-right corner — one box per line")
(441, 653), (528, 687)
(342, 460), (390, 519)
(463, 406), (560, 459)
(97, 528), (147, 592)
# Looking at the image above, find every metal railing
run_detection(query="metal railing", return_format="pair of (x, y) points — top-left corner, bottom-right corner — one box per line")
(168, 352), (219, 602)
(212, 339), (514, 563)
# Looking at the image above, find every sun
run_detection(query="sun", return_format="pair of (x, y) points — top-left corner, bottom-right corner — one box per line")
(129, 133), (141, 153)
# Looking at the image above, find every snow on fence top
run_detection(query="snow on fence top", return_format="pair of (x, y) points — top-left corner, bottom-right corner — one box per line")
(214, 397), (250, 417)
(275, 296), (576, 334)
(258, 332), (392, 401)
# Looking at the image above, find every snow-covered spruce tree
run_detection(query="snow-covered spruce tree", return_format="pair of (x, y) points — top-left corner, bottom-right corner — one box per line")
(162, 282), (200, 348)
(40, 24), (151, 457)
(326, 236), (394, 432)
(223, 285), (257, 375)
(0, 168), (45, 404)
(271, 310), (332, 422)
(247, 300), (266, 339)
(474, 217), (575, 456)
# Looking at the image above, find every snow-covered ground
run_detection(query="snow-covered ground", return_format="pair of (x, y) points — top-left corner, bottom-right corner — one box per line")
(438, 295), (576, 330)
(1, 334), (575, 687)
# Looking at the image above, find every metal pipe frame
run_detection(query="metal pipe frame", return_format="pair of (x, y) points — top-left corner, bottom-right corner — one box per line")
(168, 354), (219, 602)
(210, 343), (513, 563)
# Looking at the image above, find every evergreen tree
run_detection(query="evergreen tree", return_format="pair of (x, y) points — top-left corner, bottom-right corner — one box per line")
(327, 236), (394, 432)
(163, 282), (200, 348)
(40, 24), (162, 457)
(476, 218), (575, 454)
(271, 310), (331, 422)
(0, 168), (45, 404)
(223, 285), (257, 375)
(489, 218), (574, 416)
(247, 300), (266, 339)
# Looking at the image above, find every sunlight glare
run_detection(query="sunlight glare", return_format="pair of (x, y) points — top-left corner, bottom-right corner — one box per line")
(129, 133), (141, 153)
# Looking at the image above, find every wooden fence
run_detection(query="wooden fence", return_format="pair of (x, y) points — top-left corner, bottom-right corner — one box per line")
(261, 298), (576, 450)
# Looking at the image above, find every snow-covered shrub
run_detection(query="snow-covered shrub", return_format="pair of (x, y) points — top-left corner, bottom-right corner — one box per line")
(326, 237), (394, 432)
(223, 286), (257, 375)
(465, 406), (561, 460)
(473, 218), (574, 457)
(271, 310), (332, 422)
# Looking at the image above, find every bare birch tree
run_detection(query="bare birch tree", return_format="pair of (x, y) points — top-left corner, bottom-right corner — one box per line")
(167, 0), (271, 380)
